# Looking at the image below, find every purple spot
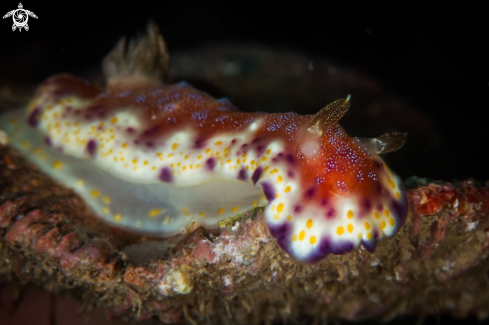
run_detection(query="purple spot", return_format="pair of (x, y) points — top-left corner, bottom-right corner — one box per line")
(294, 204), (303, 214)
(305, 187), (316, 199)
(362, 238), (378, 253)
(27, 107), (41, 127)
(231, 139), (237, 145)
(376, 204), (383, 212)
(285, 154), (296, 166)
(126, 127), (135, 134)
(327, 208), (336, 218)
(304, 238), (333, 263)
(86, 139), (97, 157)
(134, 140), (140, 145)
(193, 138), (206, 149)
(159, 167), (173, 183)
(287, 171), (294, 178)
(65, 106), (73, 112)
(85, 114), (92, 120)
(206, 158), (216, 171)
(256, 145), (265, 155)
(146, 142), (154, 148)
(267, 222), (292, 254)
(252, 137), (261, 144)
(44, 136), (52, 146)
(262, 182), (275, 202)
(241, 143), (248, 148)
(362, 198), (372, 210)
(330, 240), (355, 255)
(237, 167), (247, 181)
(251, 167), (263, 185)
(142, 125), (162, 137)
(373, 160), (383, 170)
(320, 198), (328, 206)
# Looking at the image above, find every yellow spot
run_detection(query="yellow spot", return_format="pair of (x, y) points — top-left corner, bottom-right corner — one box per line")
(184, 155), (189, 159)
(218, 208), (224, 215)
(163, 216), (170, 225)
(120, 157), (125, 162)
(122, 142), (127, 148)
(214, 141), (222, 145)
(171, 163), (174, 168)
(65, 98), (72, 103)
(261, 157), (268, 162)
(384, 209), (390, 217)
(284, 186), (291, 193)
(182, 208), (188, 212)
(177, 162), (181, 166)
(381, 221), (386, 229)
(232, 207), (239, 213)
(389, 179), (396, 189)
(147, 208), (162, 217)
(53, 161), (63, 169)
(196, 164), (201, 168)
(124, 163), (128, 168)
(264, 166), (269, 172)
(365, 222), (371, 230)
(347, 224), (354, 233)
(111, 117), (118, 123)
(103, 196), (111, 204)
(367, 232), (373, 240)
(337, 226), (344, 235)
(21, 141), (30, 149)
(182, 166), (187, 170)
(310, 236), (317, 245)
(277, 176), (283, 182)
(91, 190), (100, 198)
(199, 212), (206, 217)
(133, 167), (137, 171)
(270, 168), (278, 174)
(250, 160), (255, 165)
(347, 210), (353, 219)
(102, 207), (110, 214)
(226, 159), (231, 163)
(167, 154), (172, 158)
(77, 180), (84, 186)
(389, 218), (395, 227)
(205, 148), (211, 154)
(292, 234), (297, 242)
(275, 194), (279, 198)
(252, 201), (258, 207)
(197, 155), (202, 160)
(299, 230), (306, 241)
(172, 143), (178, 150)
(113, 214), (122, 222)
(267, 149), (271, 155)
(152, 166), (156, 170)
(132, 159), (137, 164)
(242, 153), (247, 158)
(306, 219), (313, 229)
(274, 214), (279, 220)
(277, 203), (284, 213)
(374, 212), (380, 219)
(237, 159), (241, 164)
(396, 192), (401, 199)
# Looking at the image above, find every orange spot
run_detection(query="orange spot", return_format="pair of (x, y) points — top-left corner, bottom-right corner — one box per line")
(396, 192), (401, 199)
(232, 207), (239, 213)
(384, 209), (390, 217)
(218, 208), (224, 215)
(374, 212), (380, 219)
(284, 186), (291, 193)
(389, 179), (396, 189)
(381, 221), (386, 229)
(306, 219), (313, 229)
(267, 149), (271, 155)
(277, 203), (284, 213)
(111, 117), (118, 123)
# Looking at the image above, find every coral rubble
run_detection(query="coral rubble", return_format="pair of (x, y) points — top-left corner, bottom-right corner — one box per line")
(1, 144), (489, 324)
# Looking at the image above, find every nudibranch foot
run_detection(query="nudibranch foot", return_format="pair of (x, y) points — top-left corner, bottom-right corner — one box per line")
(0, 24), (409, 264)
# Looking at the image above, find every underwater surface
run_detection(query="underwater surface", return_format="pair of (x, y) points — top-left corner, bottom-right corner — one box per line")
(0, 2), (488, 324)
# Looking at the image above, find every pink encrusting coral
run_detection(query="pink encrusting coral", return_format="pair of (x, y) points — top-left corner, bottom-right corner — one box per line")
(0, 25), (408, 264)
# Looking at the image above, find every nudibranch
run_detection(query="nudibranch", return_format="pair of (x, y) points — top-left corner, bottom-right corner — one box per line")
(0, 24), (408, 263)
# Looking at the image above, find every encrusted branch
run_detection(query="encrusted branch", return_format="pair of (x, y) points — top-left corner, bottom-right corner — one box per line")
(1, 144), (489, 324)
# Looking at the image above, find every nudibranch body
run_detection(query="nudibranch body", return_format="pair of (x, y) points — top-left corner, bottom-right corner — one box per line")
(0, 25), (408, 263)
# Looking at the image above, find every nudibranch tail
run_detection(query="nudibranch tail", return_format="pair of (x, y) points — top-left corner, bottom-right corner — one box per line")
(0, 24), (408, 264)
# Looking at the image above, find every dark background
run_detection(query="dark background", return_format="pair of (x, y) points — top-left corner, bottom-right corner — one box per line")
(1, 2), (488, 182)
(0, 2), (488, 324)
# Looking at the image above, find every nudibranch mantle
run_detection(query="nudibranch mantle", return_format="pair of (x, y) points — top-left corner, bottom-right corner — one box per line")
(0, 25), (408, 263)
